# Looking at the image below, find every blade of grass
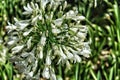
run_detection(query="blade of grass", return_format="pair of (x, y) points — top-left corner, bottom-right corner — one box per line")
(109, 67), (113, 80)
(90, 69), (97, 80)
(75, 63), (79, 80)
(97, 70), (101, 80)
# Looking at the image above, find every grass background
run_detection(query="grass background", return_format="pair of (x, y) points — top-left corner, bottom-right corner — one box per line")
(0, 0), (120, 80)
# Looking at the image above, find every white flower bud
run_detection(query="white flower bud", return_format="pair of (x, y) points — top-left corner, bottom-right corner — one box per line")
(6, 24), (17, 30)
(28, 72), (33, 77)
(54, 18), (63, 26)
(59, 47), (67, 59)
(50, 69), (56, 80)
(41, 0), (49, 10)
(76, 16), (85, 20)
(40, 33), (46, 46)
(42, 67), (50, 79)
(74, 54), (81, 63)
(39, 46), (43, 59)
(80, 49), (91, 58)
(23, 28), (33, 36)
(23, 3), (33, 15)
(12, 45), (24, 54)
(7, 40), (16, 46)
(27, 37), (32, 49)
(52, 28), (61, 34)
(63, 46), (73, 59)
(70, 27), (78, 33)
(46, 55), (51, 65)
(77, 32), (86, 38)
(32, 15), (39, 24)
(15, 20), (29, 30)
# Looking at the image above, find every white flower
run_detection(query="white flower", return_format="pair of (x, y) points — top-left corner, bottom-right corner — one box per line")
(28, 71), (33, 77)
(15, 20), (29, 30)
(23, 28), (33, 36)
(46, 55), (51, 65)
(62, 46), (73, 59)
(79, 25), (87, 32)
(65, 10), (85, 21)
(7, 40), (16, 46)
(31, 15), (39, 24)
(50, 73), (56, 80)
(40, 33), (46, 46)
(53, 18), (63, 26)
(39, 46), (43, 59)
(42, 67), (50, 79)
(77, 32), (86, 39)
(70, 27), (78, 33)
(80, 49), (91, 58)
(23, 3), (33, 15)
(58, 46), (67, 64)
(52, 28), (61, 34)
(6, 24), (17, 30)
(72, 16), (85, 21)
(74, 54), (81, 63)
(21, 52), (30, 58)
(59, 47), (67, 59)
(8, 36), (19, 46)
(66, 10), (77, 17)
(50, 69), (56, 80)
(27, 37), (32, 49)
(41, 0), (49, 10)
(12, 45), (24, 54)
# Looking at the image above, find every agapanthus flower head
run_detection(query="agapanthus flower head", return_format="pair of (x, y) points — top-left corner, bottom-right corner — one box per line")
(6, 0), (91, 79)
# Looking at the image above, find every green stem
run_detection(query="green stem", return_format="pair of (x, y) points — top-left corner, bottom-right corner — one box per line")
(75, 63), (79, 80)
(59, 65), (62, 79)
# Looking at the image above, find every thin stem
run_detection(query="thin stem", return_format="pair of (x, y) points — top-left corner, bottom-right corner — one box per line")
(75, 63), (79, 80)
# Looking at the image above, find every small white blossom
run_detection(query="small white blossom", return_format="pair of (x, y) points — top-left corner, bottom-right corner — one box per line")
(80, 49), (91, 58)
(12, 45), (24, 54)
(39, 46), (43, 59)
(70, 27), (78, 33)
(74, 54), (81, 63)
(59, 47), (67, 59)
(41, 0), (49, 10)
(27, 37), (32, 49)
(42, 67), (50, 79)
(46, 55), (51, 65)
(52, 28), (61, 34)
(32, 15), (39, 24)
(63, 46), (73, 59)
(28, 72), (33, 77)
(7, 40), (16, 46)
(23, 3), (33, 15)
(40, 33), (46, 46)
(54, 18), (63, 26)
(15, 20), (29, 30)
(73, 16), (85, 21)
(23, 28), (33, 36)
(50, 69), (56, 80)
(77, 32), (86, 39)
(6, 24), (17, 30)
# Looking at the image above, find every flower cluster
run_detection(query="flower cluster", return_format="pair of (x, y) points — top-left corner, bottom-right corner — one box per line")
(6, 0), (90, 79)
